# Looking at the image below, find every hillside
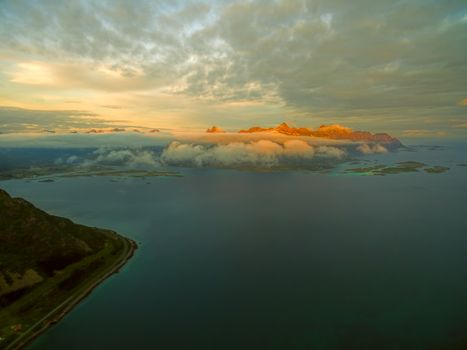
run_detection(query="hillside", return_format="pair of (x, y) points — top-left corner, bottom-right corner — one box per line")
(0, 189), (136, 349)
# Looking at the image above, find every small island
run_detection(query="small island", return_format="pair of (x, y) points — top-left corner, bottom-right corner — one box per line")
(0, 189), (137, 349)
(424, 166), (450, 174)
(0, 166), (181, 182)
(345, 161), (450, 176)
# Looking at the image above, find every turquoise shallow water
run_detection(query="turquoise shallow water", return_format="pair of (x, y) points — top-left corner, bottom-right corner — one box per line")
(2, 146), (467, 350)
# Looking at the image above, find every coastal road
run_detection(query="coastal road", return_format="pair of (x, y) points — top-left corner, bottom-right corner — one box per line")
(4, 237), (135, 350)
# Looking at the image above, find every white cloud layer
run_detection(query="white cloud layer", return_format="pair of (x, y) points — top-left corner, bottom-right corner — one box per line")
(56, 147), (160, 168)
(88, 148), (159, 167)
(357, 143), (388, 154)
(160, 140), (346, 168)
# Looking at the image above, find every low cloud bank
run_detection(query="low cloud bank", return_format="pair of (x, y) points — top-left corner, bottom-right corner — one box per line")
(53, 140), (392, 171)
(161, 140), (346, 168)
(56, 147), (160, 168)
(357, 144), (388, 154)
(87, 148), (159, 167)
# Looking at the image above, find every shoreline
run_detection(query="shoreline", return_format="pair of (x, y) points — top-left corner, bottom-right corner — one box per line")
(5, 237), (138, 350)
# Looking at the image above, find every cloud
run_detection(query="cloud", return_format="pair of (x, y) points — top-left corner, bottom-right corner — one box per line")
(56, 147), (160, 168)
(0, 106), (122, 133)
(1, 0), (466, 132)
(9, 61), (157, 92)
(63, 155), (79, 164)
(160, 139), (345, 168)
(90, 148), (159, 167)
(357, 143), (388, 154)
(181, 0), (467, 123)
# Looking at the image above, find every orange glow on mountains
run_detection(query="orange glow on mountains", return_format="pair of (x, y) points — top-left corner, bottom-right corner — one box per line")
(211, 122), (401, 144)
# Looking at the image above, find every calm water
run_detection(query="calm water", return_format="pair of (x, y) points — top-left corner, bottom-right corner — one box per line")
(3, 147), (467, 349)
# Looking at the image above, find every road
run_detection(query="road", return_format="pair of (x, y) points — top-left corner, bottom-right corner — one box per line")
(3, 237), (136, 350)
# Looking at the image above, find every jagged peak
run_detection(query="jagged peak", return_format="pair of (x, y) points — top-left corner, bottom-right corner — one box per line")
(277, 122), (290, 128)
(206, 126), (225, 133)
(235, 122), (400, 144)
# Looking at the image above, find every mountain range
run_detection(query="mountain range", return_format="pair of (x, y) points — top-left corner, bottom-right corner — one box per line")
(207, 122), (401, 145)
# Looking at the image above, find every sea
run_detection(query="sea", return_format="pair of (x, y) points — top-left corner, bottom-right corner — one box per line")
(2, 143), (467, 349)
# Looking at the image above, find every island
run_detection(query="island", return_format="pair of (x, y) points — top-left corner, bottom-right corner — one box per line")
(0, 166), (181, 182)
(0, 189), (137, 349)
(238, 122), (402, 148)
(345, 161), (450, 176)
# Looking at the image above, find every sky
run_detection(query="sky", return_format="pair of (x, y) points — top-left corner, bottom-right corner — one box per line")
(0, 0), (466, 137)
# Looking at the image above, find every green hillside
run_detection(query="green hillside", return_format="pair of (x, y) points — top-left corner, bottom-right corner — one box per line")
(0, 188), (135, 349)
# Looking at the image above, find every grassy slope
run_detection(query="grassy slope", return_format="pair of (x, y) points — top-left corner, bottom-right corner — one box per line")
(0, 189), (135, 349)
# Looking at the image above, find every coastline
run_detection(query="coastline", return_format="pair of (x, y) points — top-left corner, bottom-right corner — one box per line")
(4, 236), (138, 350)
